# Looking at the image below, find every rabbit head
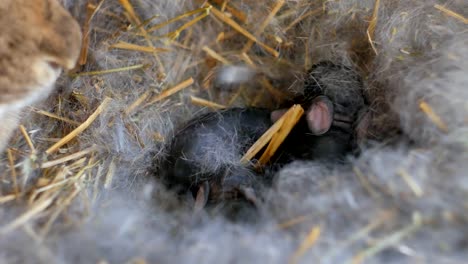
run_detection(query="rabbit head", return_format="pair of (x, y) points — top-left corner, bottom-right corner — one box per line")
(0, 0), (82, 152)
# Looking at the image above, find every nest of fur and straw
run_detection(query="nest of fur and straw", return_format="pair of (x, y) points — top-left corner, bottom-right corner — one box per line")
(1, 0), (467, 263)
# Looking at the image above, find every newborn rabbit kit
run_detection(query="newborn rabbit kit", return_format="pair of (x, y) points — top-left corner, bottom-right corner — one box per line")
(159, 62), (367, 215)
(0, 0), (467, 263)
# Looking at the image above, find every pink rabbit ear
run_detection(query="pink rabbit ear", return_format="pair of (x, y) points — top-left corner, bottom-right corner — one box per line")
(270, 109), (288, 122)
(306, 96), (334, 135)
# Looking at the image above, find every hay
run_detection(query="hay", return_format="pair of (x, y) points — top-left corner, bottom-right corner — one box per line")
(0, 0), (467, 263)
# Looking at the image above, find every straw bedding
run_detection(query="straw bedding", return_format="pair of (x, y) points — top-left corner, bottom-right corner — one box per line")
(0, 0), (467, 263)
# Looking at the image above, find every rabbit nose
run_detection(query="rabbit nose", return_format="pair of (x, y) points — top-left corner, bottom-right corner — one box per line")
(44, 55), (76, 71)
(47, 61), (61, 70)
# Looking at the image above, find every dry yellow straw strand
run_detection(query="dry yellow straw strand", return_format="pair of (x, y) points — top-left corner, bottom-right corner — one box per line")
(367, 0), (380, 55)
(242, 0), (285, 53)
(203, 46), (231, 64)
(397, 169), (424, 197)
(209, 6), (279, 57)
(284, 8), (322, 33)
(19, 125), (35, 152)
(190, 96), (226, 109)
(7, 149), (19, 198)
(125, 90), (152, 115)
(277, 215), (309, 229)
(79, 0), (105, 66)
(110, 41), (170, 53)
(41, 145), (98, 169)
(148, 7), (210, 32)
(419, 101), (448, 132)
(40, 187), (81, 238)
(0, 194), (16, 204)
(32, 109), (81, 126)
(241, 104), (304, 164)
(324, 210), (395, 261)
(0, 197), (54, 235)
(118, 0), (141, 24)
(104, 158), (116, 189)
(207, 0), (247, 23)
(165, 10), (211, 40)
(146, 77), (194, 106)
(288, 226), (321, 264)
(435, 4), (468, 24)
(258, 105), (303, 165)
(72, 64), (146, 77)
(118, 0), (166, 75)
(349, 213), (422, 264)
(260, 78), (288, 102)
(46, 97), (112, 155)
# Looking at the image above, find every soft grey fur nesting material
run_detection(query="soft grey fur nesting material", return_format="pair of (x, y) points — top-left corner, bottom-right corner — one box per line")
(0, 0), (466, 263)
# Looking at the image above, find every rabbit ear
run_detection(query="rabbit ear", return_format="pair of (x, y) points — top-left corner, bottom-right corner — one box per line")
(306, 96), (334, 135)
(270, 109), (288, 122)
(270, 96), (334, 135)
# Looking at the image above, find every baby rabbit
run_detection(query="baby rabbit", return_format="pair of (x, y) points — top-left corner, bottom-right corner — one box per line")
(158, 61), (369, 219)
(271, 61), (369, 163)
(0, 0), (82, 152)
(159, 96), (338, 215)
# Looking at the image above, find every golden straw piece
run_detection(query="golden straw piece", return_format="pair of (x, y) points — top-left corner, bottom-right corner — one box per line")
(288, 226), (321, 264)
(349, 213), (422, 264)
(324, 211), (395, 261)
(104, 159), (116, 189)
(190, 96), (227, 109)
(41, 145), (98, 169)
(0, 197), (54, 235)
(419, 101), (448, 132)
(209, 6), (279, 57)
(257, 104), (304, 165)
(40, 187), (81, 238)
(125, 90), (153, 115)
(367, 0), (381, 55)
(241, 104), (304, 164)
(212, 0), (247, 22)
(118, 0), (166, 75)
(71, 64), (146, 77)
(164, 11), (211, 40)
(284, 8), (322, 33)
(19, 125), (35, 152)
(46, 98), (112, 155)
(148, 7), (210, 32)
(110, 41), (170, 53)
(7, 149), (19, 198)
(203, 46), (231, 64)
(397, 169), (424, 197)
(0, 194), (16, 204)
(32, 109), (80, 126)
(277, 215), (309, 229)
(242, 0), (285, 53)
(118, 0), (141, 24)
(434, 4), (468, 24)
(78, 1), (105, 66)
(145, 77), (195, 106)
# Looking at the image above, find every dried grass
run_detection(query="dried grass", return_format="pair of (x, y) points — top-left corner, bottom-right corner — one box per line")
(2, 0), (295, 238)
(0, 0), (466, 263)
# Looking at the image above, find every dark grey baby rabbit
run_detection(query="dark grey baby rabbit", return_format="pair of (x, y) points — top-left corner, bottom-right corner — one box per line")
(271, 61), (369, 164)
(157, 61), (369, 219)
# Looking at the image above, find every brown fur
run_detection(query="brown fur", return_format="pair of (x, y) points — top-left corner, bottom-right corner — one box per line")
(0, 0), (82, 152)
